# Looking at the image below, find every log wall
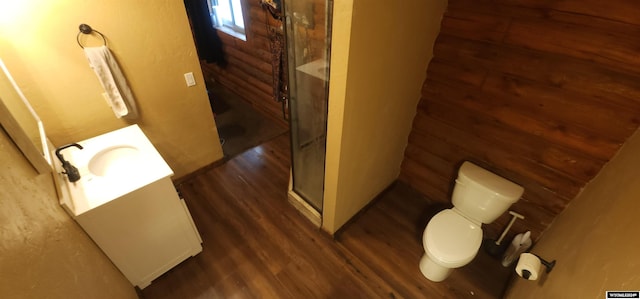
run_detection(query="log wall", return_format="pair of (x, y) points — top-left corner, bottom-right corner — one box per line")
(201, 0), (327, 126)
(400, 0), (640, 240)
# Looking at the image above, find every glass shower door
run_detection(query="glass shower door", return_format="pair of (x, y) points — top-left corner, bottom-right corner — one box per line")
(284, 0), (332, 211)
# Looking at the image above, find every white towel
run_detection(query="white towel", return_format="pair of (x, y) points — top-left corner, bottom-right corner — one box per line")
(84, 46), (138, 119)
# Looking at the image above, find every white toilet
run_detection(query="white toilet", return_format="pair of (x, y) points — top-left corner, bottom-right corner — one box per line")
(419, 161), (524, 282)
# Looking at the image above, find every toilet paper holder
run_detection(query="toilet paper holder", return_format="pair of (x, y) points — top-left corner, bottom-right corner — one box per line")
(517, 253), (556, 280)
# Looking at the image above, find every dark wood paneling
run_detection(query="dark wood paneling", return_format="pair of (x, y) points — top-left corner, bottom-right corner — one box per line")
(198, 0), (285, 126)
(401, 0), (640, 241)
(199, 0), (327, 127)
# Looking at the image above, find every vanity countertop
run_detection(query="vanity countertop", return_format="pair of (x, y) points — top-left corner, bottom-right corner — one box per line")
(54, 125), (173, 216)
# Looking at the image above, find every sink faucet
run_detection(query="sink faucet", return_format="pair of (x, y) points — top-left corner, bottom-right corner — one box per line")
(55, 143), (84, 183)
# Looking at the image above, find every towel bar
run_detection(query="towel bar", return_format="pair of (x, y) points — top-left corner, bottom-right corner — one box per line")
(77, 24), (107, 49)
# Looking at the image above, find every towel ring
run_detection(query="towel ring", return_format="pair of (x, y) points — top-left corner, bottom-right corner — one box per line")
(76, 24), (107, 49)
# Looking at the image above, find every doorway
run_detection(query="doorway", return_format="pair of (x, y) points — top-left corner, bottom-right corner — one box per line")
(183, 0), (288, 158)
(182, 0), (333, 214)
(207, 81), (287, 157)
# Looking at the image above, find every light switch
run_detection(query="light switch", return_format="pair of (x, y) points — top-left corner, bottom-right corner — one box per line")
(184, 72), (196, 87)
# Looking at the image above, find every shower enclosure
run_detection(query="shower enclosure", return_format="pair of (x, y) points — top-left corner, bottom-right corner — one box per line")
(284, 0), (332, 215)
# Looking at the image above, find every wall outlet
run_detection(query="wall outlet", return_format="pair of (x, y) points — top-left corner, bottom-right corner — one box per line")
(184, 72), (196, 87)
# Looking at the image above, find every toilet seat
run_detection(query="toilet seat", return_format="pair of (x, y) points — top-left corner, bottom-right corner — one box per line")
(424, 209), (483, 268)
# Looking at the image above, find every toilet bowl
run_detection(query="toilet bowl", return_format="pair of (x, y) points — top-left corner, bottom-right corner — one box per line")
(419, 161), (524, 282)
(419, 209), (482, 281)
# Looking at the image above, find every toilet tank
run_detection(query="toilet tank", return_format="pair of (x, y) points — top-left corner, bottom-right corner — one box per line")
(452, 162), (524, 224)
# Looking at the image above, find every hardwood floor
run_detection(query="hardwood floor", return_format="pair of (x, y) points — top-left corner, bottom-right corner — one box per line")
(140, 134), (512, 299)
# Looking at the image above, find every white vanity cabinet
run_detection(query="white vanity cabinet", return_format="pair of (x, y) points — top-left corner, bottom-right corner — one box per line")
(74, 177), (202, 289)
(53, 125), (202, 289)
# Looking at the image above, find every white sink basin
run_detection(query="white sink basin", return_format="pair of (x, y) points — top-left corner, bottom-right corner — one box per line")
(56, 125), (174, 216)
(89, 145), (141, 177)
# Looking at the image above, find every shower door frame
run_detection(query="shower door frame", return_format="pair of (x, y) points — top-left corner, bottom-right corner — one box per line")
(283, 0), (334, 220)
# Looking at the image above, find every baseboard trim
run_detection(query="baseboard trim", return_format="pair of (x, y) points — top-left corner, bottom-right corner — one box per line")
(333, 180), (398, 239)
(173, 157), (227, 186)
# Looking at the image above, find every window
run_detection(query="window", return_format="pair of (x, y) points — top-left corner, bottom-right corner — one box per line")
(208, 0), (246, 41)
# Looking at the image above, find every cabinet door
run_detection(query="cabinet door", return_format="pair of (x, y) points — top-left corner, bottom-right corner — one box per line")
(76, 178), (202, 288)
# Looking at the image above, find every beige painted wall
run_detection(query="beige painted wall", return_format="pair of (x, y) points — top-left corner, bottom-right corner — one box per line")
(0, 0), (223, 179)
(506, 128), (640, 298)
(0, 63), (41, 150)
(323, 0), (448, 233)
(0, 130), (137, 298)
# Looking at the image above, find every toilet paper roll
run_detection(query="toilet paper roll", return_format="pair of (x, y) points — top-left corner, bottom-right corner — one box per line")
(515, 253), (542, 280)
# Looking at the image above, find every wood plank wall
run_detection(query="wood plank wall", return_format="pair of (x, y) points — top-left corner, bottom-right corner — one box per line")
(200, 0), (326, 126)
(400, 0), (640, 241)
(200, 1), (283, 125)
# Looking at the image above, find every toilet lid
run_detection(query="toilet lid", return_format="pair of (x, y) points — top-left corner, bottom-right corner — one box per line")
(425, 210), (483, 264)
